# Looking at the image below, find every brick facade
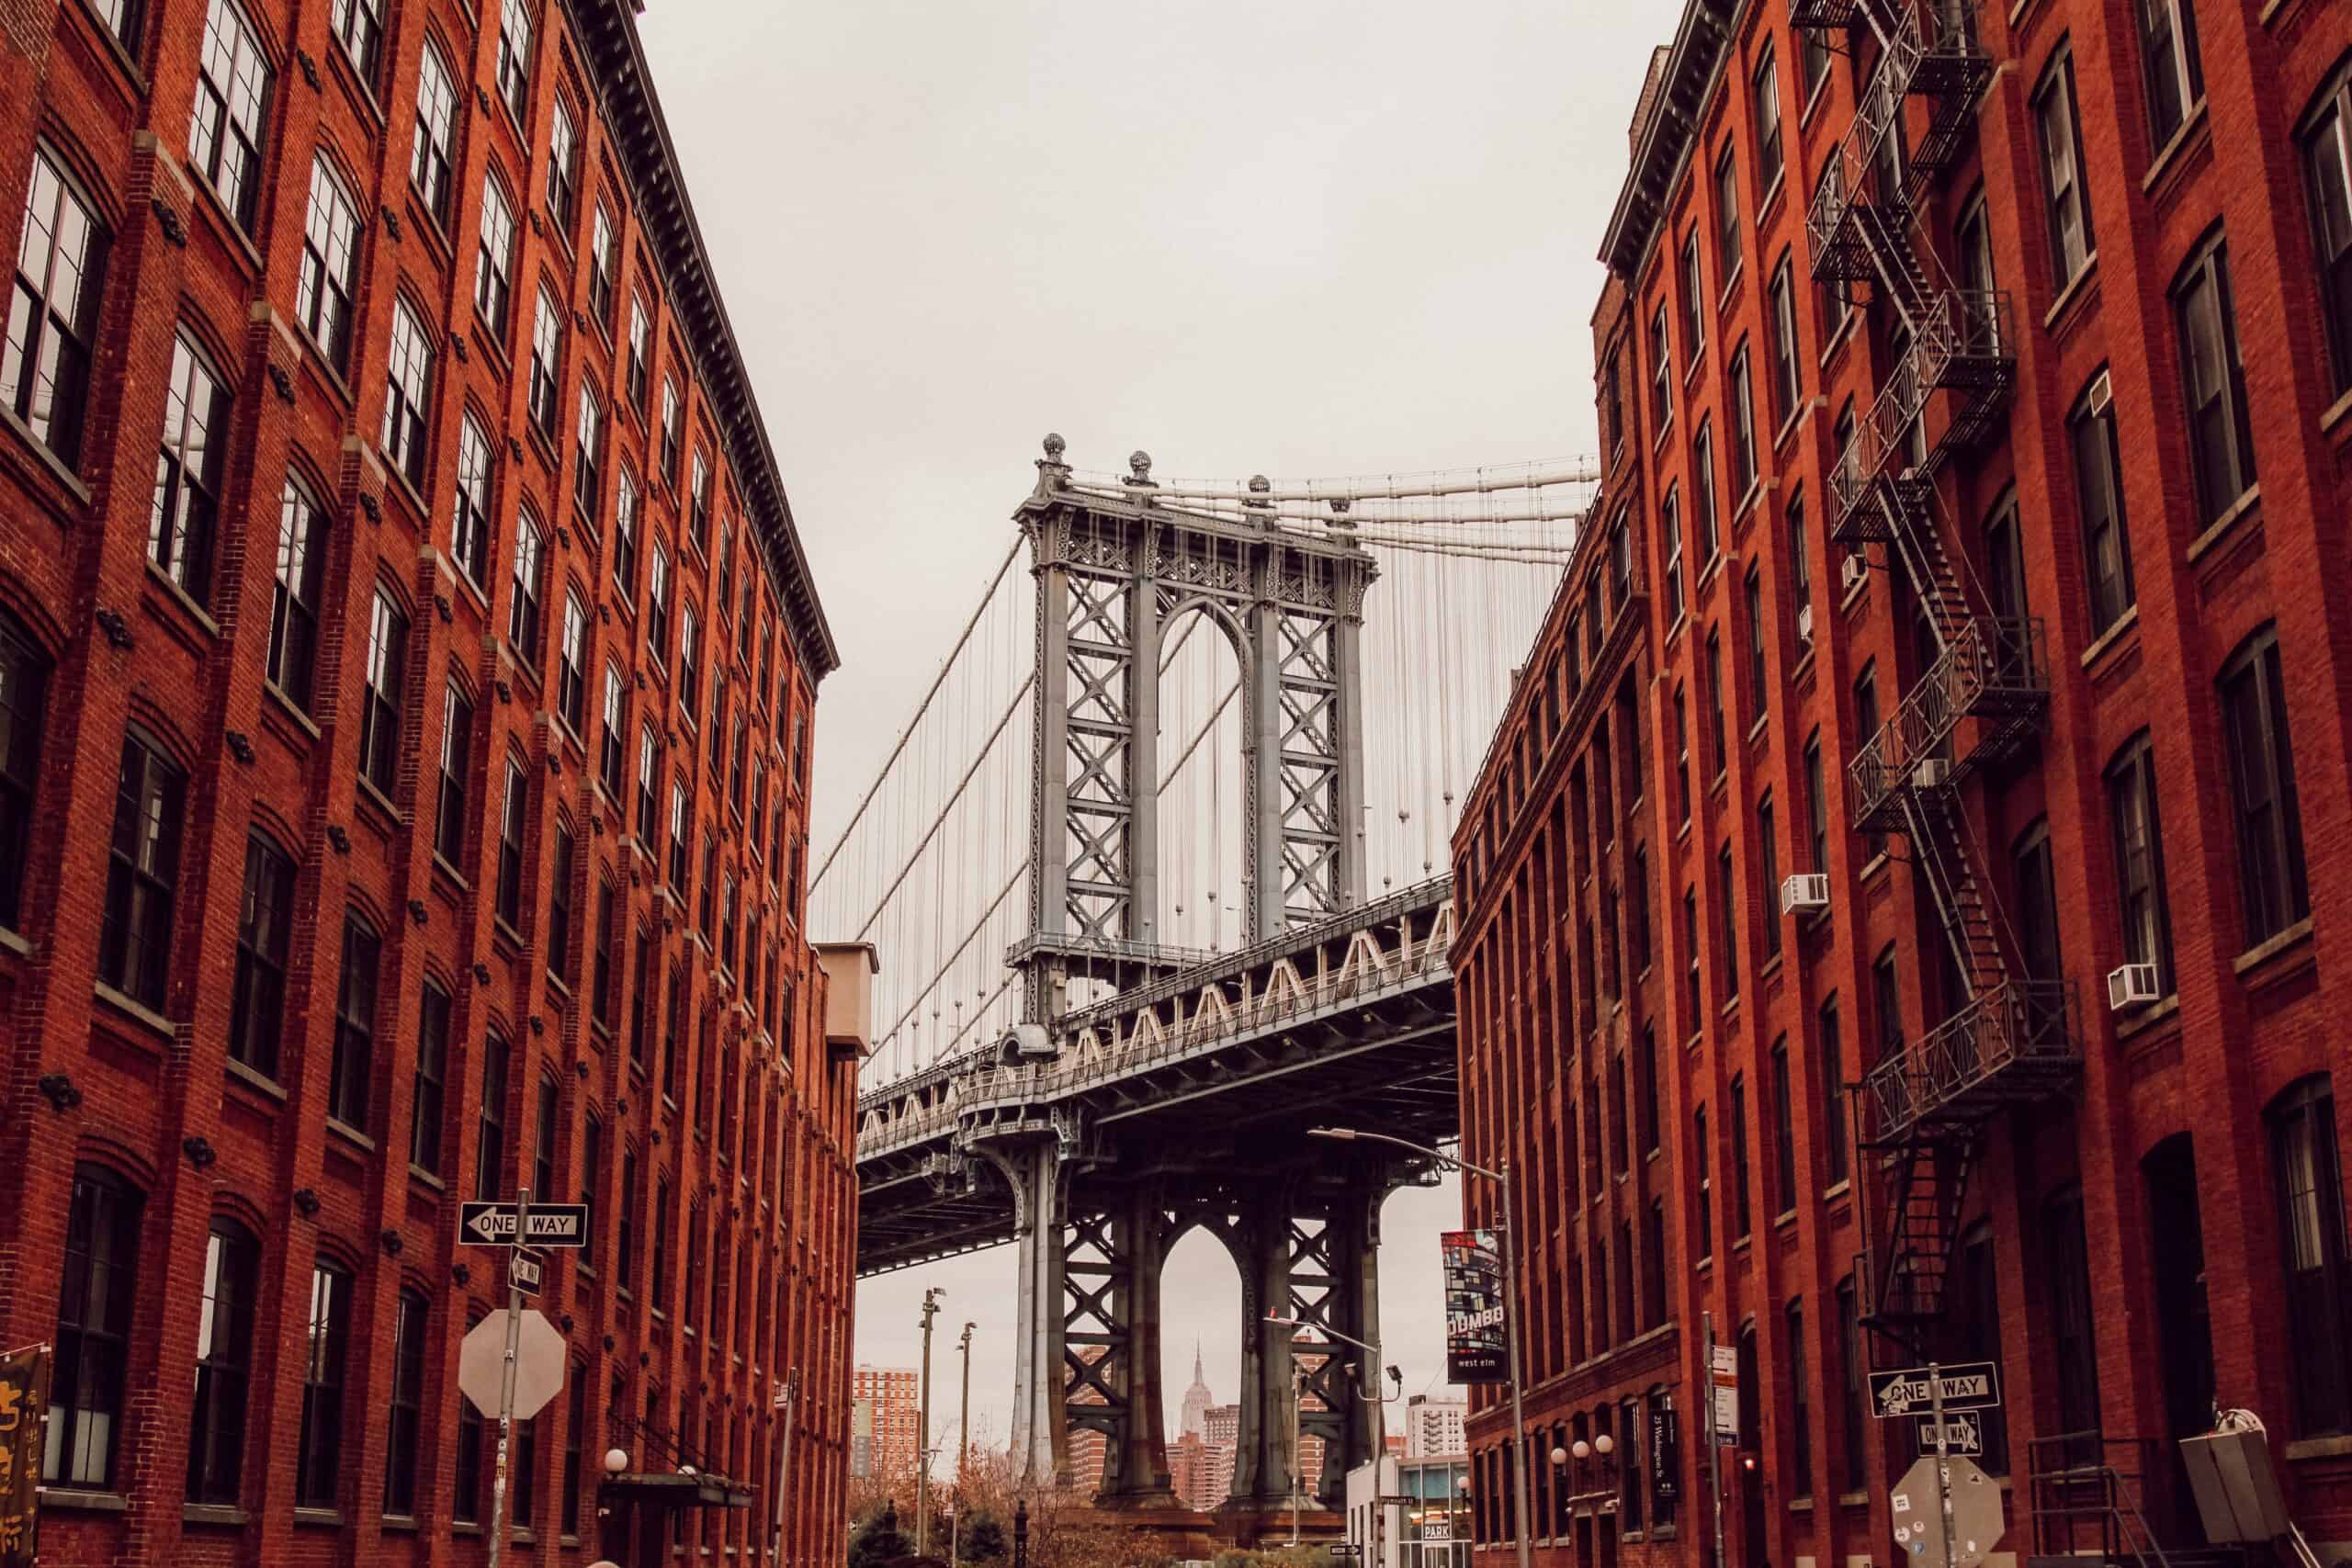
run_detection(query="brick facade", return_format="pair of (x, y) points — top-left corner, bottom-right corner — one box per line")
(0, 0), (858, 1563)
(1456, 2), (2352, 1566)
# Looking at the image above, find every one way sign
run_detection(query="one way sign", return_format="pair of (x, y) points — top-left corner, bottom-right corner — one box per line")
(460, 1201), (590, 1248)
(1870, 1361), (2001, 1418)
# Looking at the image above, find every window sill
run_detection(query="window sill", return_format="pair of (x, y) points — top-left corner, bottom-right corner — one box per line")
(2115, 992), (2182, 1043)
(0, 926), (28, 961)
(39, 1487), (129, 1513)
(2185, 484), (2262, 565)
(264, 680), (323, 741)
(226, 1056), (288, 1102)
(145, 558), (222, 640)
(2309, 389), (2352, 453)
(94, 980), (176, 1043)
(2077, 604), (2140, 672)
(2140, 98), (2209, 196)
(326, 1117), (376, 1154)
(410, 1163), (446, 1192)
(292, 1506), (344, 1529)
(382, 1514), (420, 1533)
(1757, 167), (1788, 231)
(2233, 917), (2313, 979)
(0, 400), (96, 506)
(1859, 851), (1890, 885)
(2284, 1435), (2352, 1461)
(432, 853), (472, 894)
(356, 773), (405, 828)
(2041, 254), (2101, 335)
(1815, 307), (1858, 370)
(1839, 1489), (1870, 1508)
(185, 1503), (248, 1527)
(1822, 1179), (1851, 1202)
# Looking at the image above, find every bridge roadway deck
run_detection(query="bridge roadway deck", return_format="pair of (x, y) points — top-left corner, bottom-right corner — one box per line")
(854, 876), (1458, 1274)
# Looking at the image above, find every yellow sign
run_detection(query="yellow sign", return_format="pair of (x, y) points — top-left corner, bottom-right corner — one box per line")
(0, 1344), (51, 1568)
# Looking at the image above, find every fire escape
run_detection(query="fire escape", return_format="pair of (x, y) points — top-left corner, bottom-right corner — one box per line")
(1790, 0), (2079, 1357)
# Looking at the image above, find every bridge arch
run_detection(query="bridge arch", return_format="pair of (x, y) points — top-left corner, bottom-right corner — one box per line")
(1153, 597), (1251, 954)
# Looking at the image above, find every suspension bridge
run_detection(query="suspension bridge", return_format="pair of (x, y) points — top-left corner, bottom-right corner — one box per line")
(820, 435), (1595, 1528)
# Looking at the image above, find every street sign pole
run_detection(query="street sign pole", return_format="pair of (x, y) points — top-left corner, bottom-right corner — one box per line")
(1706, 1312), (1726, 1568)
(1928, 1361), (1959, 1568)
(486, 1185), (532, 1568)
(771, 1368), (798, 1562)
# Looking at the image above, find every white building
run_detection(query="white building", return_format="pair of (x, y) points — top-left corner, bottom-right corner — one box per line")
(1402, 1394), (1468, 1460)
(1346, 1453), (1473, 1568)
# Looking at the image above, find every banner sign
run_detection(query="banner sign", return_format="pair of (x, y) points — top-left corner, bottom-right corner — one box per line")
(1649, 1404), (1680, 1502)
(1710, 1344), (1740, 1446)
(0, 1343), (51, 1568)
(1441, 1231), (1509, 1383)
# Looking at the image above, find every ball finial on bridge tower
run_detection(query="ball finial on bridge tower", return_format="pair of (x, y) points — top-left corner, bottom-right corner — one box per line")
(1123, 449), (1157, 488)
(1245, 473), (1272, 512)
(1035, 432), (1071, 495)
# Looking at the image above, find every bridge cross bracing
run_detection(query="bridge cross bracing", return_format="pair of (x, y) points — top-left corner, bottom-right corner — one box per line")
(820, 438), (1591, 1520)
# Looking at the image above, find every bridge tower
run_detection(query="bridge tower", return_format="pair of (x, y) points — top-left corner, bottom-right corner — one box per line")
(985, 438), (1396, 1517)
(1012, 436), (1376, 1019)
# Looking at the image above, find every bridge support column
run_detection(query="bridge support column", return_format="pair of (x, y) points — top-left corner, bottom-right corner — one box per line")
(1221, 1159), (1396, 1520)
(985, 1138), (1069, 1485)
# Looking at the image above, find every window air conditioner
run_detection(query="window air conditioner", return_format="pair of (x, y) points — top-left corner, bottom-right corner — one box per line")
(1911, 759), (1951, 790)
(1781, 874), (1831, 916)
(1841, 555), (1869, 594)
(1796, 604), (1815, 645)
(2107, 963), (2160, 1011)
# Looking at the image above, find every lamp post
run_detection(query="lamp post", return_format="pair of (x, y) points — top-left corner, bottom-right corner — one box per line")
(918, 1288), (944, 1557)
(1311, 1128), (1532, 1568)
(1267, 1314), (1401, 1567)
(955, 1323), (974, 1568)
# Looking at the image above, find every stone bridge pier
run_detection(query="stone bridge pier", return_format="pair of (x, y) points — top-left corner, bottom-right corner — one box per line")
(983, 1126), (1408, 1519)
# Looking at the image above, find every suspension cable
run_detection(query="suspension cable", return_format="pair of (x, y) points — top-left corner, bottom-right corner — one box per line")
(875, 859), (1031, 1051)
(849, 672), (1036, 942)
(810, 535), (1023, 895)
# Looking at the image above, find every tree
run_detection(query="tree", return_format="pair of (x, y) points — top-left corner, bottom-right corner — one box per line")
(848, 1500), (912, 1568)
(958, 1508), (1009, 1563)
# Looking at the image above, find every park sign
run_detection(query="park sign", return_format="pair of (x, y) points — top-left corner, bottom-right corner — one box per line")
(1869, 1361), (2001, 1419)
(1440, 1231), (1508, 1382)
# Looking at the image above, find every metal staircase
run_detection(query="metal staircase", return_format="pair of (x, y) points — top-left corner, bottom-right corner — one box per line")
(1792, 0), (2079, 1350)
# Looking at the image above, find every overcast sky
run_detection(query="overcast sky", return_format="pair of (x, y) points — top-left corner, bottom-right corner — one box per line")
(637, 0), (1662, 1451)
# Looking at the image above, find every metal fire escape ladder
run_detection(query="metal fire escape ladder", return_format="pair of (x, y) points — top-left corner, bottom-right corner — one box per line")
(1795, 0), (2081, 1355)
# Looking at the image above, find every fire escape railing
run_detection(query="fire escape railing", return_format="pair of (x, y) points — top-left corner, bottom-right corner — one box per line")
(1793, 0), (2076, 1351)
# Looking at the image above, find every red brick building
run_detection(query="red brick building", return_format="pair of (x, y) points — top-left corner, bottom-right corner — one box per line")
(0, 0), (860, 1562)
(1456, 2), (2352, 1566)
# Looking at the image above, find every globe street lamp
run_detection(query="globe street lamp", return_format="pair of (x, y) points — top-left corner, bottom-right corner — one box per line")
(1311, 1127), (1532, 1568)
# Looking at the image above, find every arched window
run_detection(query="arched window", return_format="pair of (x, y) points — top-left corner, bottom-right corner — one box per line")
(329, 913), (381, 1130)
(2218, 626), (2309, 945)
(2104, 733), (2175, 995)
(2270, 1077), (2350, 1434)
(383, 1288), (428, 1515)
(0, 609), (49, 931)
(296, 1254), (355, 1507)
(229, 829), (297, 1077)
(48, 1164), (143, 1487)
(188, 1218), (261, 1503)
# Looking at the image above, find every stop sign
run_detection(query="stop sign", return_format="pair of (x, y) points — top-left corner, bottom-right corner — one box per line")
(458, 1309), (568, 1420)
(1890, 1454), (2005, 1568)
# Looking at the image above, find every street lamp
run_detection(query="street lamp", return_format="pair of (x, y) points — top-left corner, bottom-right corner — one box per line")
(1266, 1314), (1403, 1567)
(1311, 1127), (1533, 1568)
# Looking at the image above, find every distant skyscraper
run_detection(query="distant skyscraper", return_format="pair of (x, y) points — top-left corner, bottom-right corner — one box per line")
(1180, 1343), (1216, 1438)
(1204, 1403), (1240, 1447)
(853, 1366), (922, 1480)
